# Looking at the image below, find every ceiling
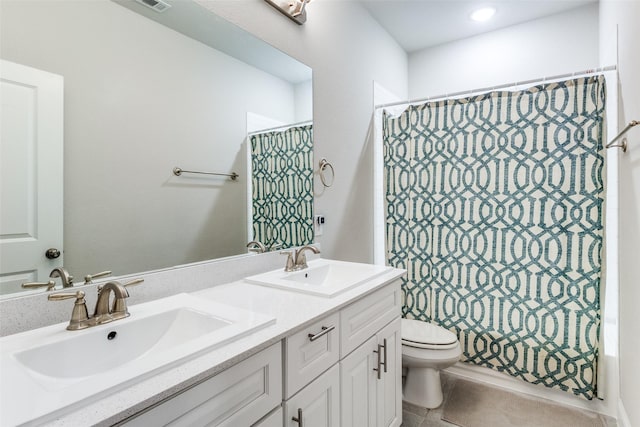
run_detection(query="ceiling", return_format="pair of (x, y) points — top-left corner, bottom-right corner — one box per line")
(359, 0), (597, 53)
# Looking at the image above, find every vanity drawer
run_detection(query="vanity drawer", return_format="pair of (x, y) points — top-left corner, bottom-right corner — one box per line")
(284, 311), (340, 398)
(340, 280), (401, 357)
(121, 342), (282, 427)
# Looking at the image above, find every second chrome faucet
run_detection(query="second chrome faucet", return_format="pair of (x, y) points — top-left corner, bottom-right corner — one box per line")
(282, 245), (320, 272)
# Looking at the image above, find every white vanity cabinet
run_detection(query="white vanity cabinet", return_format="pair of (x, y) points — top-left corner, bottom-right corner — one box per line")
(120, 342), (282, 427)
(284, 280), (402, 427)
(285, 364), (341, 427)
(121, 279), (402, 427)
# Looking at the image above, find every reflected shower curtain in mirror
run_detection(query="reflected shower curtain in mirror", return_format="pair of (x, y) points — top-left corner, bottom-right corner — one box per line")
(250, 124), (313, 249)
(383, 76), (606, 399)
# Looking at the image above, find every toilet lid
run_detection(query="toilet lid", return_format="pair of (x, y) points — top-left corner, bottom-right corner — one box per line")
(401, 318), (458, 346)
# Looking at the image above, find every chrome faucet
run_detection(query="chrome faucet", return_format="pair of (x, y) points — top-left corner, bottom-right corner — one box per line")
(50, 267), (74, 288)
(94, 281), (131, 322)
(282, 245), (320, 272)
(48, 278), (144, 330)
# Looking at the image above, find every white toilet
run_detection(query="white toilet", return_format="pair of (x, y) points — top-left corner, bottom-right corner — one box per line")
(402, 318), (462, 409)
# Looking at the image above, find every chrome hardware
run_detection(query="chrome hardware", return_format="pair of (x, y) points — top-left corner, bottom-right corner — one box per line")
(247, 241), (266, 253)
(308, 325), (335, 342)
(124, 278), (145, 287)
(94, 279), (143, 320)
(292, 408), (303, 426)
(281, 251), (296, 272)
(373, 343), (383, 379)
(48, 290), (90, 330)
(382, 338), (388, 373)
(606, 120), (639, 152)
(319, 158), (335, 188)
(50, 267), (73, 288)
(84, 270), (112, 284)
(21, 280), (56, 291)
(50, 279), (143, 331)
(373, 339), (388, 379)
(173, 166), (238, 181)
(94, 281), (132, 323)
(45, 248), (61, 259)
(283, 245), (320, 272)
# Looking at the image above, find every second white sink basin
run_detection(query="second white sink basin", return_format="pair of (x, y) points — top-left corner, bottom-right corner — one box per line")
(245, 259), (391, 297)
(0, 293), (275, 426)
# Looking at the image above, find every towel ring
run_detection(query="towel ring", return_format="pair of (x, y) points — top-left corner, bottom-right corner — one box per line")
(319, 158), (334, 188)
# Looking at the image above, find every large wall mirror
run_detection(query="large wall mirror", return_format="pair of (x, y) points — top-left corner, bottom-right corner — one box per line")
(0, 0), (313, 297)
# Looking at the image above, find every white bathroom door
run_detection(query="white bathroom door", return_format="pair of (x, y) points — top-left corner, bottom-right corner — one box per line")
(0, 60), (64, 295)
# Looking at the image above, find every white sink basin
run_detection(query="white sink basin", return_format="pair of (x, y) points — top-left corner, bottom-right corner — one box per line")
(0, 293), (275, 426)
(245, 259), (391, 297)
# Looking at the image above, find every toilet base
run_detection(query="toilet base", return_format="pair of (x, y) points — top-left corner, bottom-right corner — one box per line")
(403, 367), (443, 409)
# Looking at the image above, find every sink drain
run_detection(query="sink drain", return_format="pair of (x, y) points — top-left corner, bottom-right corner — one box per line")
(107, 331), (117, 340)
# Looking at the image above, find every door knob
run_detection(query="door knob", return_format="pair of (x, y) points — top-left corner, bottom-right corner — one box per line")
(45, 248), (61, 259)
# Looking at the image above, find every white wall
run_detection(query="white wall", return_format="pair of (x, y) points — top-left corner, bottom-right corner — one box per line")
(294, 80), (313, 123)
(0, 0), (299, 277)
(600, 2), (640, 426)
(196, 0), (409, 263)
(408, 3), (600, 98)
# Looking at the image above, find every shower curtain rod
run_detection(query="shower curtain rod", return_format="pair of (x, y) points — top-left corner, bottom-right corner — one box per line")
(248, 120), (312, 136)
(375, 65), (617, 110)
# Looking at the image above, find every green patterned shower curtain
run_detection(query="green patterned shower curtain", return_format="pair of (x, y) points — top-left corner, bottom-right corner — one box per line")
(383, 76), (606, 399)
(250, 124), (314, 249)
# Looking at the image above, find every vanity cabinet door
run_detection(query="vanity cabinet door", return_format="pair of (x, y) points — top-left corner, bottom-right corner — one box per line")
(340, 336), (378, 427)
(340, 318), (402, 427)
(376, 318), (402, 427)
(121, 342), (282, 427)
(340, 280), (401, 358)
(285, 311), (340, 398)
(285, 364), (340, 427)
(253, 407), (283, 427)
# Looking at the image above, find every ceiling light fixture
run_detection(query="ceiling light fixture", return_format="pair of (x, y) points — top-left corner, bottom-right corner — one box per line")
(264, 0), (311, 25)
(470, 7), (496, 22)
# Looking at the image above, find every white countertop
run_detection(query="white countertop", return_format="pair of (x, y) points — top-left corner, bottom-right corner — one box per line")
(1, 265), (404, 426)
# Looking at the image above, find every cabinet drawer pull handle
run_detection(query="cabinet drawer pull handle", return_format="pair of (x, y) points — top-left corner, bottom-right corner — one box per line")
(308, 325), (335, 342)
(292, 408), (303, 426)
(382, 338), (388, 373)
(373, 343), (383, 379)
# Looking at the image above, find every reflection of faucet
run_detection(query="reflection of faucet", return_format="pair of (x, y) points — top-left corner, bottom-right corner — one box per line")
(282, 245), (320, 272)
(50, 267), (74, 288)
(247, 241), (266, 254)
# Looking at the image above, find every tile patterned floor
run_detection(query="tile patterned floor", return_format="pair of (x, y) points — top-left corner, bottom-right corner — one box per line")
(400, 373), (618, 427)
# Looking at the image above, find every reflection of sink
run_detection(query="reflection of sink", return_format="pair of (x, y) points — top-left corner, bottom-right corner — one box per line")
(0, 293), (275, 426)
(245, 259), (391, 297)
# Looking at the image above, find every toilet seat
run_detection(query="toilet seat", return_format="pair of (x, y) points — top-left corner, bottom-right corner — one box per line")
(401, 318), (458, 350)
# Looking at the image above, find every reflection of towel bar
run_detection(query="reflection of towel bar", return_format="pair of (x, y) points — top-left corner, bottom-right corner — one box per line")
(173, 167), (239, 181)
(606, 120), (639, 152)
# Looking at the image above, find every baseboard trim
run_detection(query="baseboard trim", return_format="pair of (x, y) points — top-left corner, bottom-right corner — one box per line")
(444, 362), (615, 417)
(617, 399), (631, 427)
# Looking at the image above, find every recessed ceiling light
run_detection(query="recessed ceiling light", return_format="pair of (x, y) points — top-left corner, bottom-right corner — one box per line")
(470, 7), (496, 22)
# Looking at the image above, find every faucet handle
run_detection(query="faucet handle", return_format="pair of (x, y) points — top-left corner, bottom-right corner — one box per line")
(280, 251), (296, 272)
(21, 280), (56, 291)
(48, 290), (84, 301)
(124, 278), (144, 287)
(48, 290), (90, 330)
(84, 270), (112, 284)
